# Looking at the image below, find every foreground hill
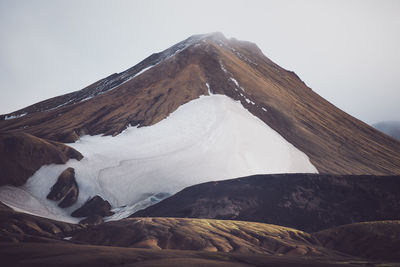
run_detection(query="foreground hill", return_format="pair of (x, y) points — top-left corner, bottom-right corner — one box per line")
(1, 202), (399, 265)
(132, 173), (400, 232)
(70, 217), (336, 256)
(3, 242), (393, 267)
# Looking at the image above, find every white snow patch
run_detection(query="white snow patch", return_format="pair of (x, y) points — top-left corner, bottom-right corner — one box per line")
(0, 95), (317, 222)
(230, 77), (239, 87)
(219, 60), (228, 74)
(0, 185), (79, 223)
(80, 64), (157, 103)
(132, 65), (154, 78)
(206, 83), (212, 95)
(243, 96), (255, 105)
(4, 113), (27, 120)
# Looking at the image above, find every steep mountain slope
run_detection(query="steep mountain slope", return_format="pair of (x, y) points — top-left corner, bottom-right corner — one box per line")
(0, 132), (82, 186)
(1, 33), (399, 175)
(373, 121), (400, 141)
(132, 173), (400, 232)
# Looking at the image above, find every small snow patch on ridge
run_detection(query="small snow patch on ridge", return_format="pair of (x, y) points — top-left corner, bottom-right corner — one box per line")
(230, 77), (239, 87)
(206, 83), (213, 95)
(4, 113), (27, 120)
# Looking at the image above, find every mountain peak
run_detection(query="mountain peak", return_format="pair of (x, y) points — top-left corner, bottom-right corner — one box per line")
(186, 32), (227, 43)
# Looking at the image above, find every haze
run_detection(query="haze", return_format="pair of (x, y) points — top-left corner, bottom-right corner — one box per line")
(0, 0), (399, 124)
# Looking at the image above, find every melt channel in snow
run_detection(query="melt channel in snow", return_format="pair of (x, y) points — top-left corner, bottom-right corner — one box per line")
(0, 94), (318, 222)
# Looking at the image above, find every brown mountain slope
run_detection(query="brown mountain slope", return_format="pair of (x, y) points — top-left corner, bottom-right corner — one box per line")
(0, 33), (399, 174)
(0, 132), (82, 186)
(132, 174), (400, 232)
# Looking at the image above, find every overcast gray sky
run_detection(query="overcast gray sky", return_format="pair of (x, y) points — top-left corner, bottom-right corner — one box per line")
(0, 0), (399, 124)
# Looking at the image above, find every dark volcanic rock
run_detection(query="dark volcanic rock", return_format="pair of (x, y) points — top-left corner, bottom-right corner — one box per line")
(0, 132), (83, 186)
(71, 195), (113, 218)
(47, 167), (79, 208)
(58, 188), (79, 208)
(132, 173), (400, 232)
(79, 215), (103, 226)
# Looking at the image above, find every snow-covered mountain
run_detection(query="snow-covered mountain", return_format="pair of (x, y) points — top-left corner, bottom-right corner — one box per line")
(373, 121), (400, 141)
(1, 32), (400, 222)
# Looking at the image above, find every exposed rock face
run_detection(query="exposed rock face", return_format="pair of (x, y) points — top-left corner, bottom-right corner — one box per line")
(79, 215), (103, 226)
(1, 33), (399, 175)
(47, 167), (79, 208)
(0, 132), (83, 187)
(132, 173), (400, 232)
(71, 195), (113, 218)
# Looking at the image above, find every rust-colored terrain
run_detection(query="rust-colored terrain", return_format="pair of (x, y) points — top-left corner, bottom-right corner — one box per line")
(1, 33), (399, 175)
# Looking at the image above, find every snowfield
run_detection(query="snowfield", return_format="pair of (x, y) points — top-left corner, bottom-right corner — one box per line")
(0, 94), (318, 222)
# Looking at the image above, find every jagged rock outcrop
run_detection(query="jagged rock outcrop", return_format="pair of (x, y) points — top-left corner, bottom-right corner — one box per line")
(0, 132), (83, 186)
(71, 195), (113, 218)
(79, 215), (103, 226)
(47, 167), (79, 208)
